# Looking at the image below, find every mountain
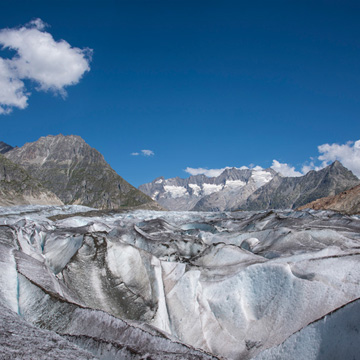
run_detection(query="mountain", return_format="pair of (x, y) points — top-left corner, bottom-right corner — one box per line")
(298, 183), (360, 215)
(140, 162), (359, 212)
(5, 134), (160, 210)
(1, 205), (360, 359)
(0, 141), (14, 154)
(192, 168), (277, 211)
(242, 161), (360, 211)
(139, 167), (276, 211)
(0, 153), (63, 206)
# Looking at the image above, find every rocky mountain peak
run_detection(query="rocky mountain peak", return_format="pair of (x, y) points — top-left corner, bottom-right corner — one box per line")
(154, 176), (165, 182)
(331, 160), (342, 166)
(5, 134), (158, 210)
(217, 167), (251, 182)
(328, 159), (352, 173)
(8, 134), (104, 166)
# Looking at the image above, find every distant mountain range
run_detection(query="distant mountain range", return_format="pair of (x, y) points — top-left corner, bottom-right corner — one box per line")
(1, 135), (160, 210)
(140, 167), (277, 211)
(1, 135), (359, 212)
(140, 161), (360, 211)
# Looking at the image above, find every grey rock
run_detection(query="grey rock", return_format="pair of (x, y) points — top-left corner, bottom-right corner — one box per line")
(0, 153), (63, 206)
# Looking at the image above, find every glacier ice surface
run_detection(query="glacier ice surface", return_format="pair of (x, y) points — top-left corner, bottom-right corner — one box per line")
(1, 205), (360, 359)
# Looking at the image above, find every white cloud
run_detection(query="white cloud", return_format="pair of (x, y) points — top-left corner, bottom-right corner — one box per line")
(141, 149), (154, 156)
(0, 58), (28, 114)
(296, 140), (360, 177)
(301, 161), (324, 174)
(271, 139), (360, 178)
(183, 139), (360, 181)
(131, 150), (155, 157)
(271, 160), (303, 177)
(317, 140), (360, 177)
(185, 167), (225, 177)
(28, 18), (47, 31)
(185, 166), (250, 177)
(0, 19), (92, 114)
(185, 164), (303, 179)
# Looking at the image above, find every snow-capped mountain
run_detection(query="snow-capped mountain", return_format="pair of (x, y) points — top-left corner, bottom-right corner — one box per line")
(1, 205), (360, 359)
(140, 161), (360, 211)
(139, 167), (276, 211)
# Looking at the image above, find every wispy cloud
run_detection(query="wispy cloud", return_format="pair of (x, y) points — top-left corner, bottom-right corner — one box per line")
(185, 167), (226, 177)
(141, 149), (154, 156)
(0, 19), (92, 114)
(301, 161), (324, 174)
(131, 149), (155, 157)
(185, 166), (249, 177)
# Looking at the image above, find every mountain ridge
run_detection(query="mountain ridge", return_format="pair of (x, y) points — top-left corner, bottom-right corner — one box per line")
(242, 160), (360, 211)
(139, 167), (276, 211)
(140, 161), (359, 212)
(5, 134), (161, 210)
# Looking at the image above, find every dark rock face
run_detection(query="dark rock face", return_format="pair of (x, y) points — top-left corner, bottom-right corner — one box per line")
(0, 153), (63, 206)
(5, 134), (158, 210)
(242, 161), (360, 210)
(298, 183), (360, 215)
(0, 141), (14, 154)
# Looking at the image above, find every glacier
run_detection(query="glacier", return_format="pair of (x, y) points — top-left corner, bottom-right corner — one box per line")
(0, 205), (360, 359)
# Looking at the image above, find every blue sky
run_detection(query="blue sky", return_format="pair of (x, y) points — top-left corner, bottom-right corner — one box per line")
(1, 0), (360, 186)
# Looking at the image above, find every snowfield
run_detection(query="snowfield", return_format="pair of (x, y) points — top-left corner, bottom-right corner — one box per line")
(0, 205), (360, 359)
